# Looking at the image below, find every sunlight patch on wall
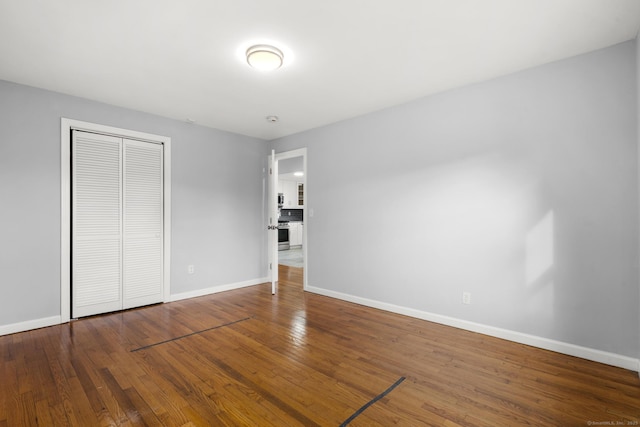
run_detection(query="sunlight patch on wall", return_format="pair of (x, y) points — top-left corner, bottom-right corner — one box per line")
(525, 211), (554, 286)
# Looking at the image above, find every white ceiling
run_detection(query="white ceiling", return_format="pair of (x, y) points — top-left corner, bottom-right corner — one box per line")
(0, 1), (638, 140)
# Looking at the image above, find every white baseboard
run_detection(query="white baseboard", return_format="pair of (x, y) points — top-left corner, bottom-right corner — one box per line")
(306, 286), (640, 373)
(168, 277), (269, 302)
(0, 278), (269, 337)
(4, 282), (636, 373)
(0, 316), (61, 337)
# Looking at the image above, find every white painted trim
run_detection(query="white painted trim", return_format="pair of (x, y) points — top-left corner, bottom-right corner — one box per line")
(637, 32), (640, 378)
(275, 148), (308, 290)
(60, 118), (171, 323)
(306, 285), (640, 372)
(0, 316), (61, 337)
(276, 147), (307, 160)
(61, 122), (71, 323)
(0, 276), (266, 336)
(168, 277), (269, 302)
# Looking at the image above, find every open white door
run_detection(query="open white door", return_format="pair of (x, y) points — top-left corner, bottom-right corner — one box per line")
(268, 150), (278, 294)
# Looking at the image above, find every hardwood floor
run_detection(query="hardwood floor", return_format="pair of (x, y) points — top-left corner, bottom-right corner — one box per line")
(1, 266), (639, 426)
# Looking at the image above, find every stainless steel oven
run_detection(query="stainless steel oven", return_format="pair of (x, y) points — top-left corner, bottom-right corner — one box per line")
(278, 222), (290, 251)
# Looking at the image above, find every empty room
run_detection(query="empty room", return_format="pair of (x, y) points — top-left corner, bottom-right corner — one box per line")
(1, 1), (639, 425)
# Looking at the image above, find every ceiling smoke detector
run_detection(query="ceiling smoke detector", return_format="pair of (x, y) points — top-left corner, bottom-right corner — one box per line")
(266, 115), (279, 123)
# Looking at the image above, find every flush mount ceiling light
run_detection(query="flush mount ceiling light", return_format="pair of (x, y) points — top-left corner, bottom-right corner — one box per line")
(246, 44), (283, 71)
(294, 171), (304, 177)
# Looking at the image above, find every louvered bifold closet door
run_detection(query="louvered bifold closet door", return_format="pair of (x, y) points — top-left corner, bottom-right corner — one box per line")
(72, 131), (123, 318)
(122, 138), (164, 309)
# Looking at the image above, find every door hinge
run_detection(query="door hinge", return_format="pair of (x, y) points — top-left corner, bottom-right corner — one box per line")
(270, 263), (272, 270)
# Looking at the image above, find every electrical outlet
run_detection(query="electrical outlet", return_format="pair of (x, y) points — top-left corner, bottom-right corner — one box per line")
(188, 265), (195, 274)
(462, 292), (471, 305)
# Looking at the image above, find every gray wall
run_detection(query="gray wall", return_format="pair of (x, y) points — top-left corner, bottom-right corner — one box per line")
(272, 41), (639, 358)
(0, 80), (268, 327)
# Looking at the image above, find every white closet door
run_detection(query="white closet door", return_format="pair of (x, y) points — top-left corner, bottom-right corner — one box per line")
(72, 131), (123, 317)
(72, 132), (164, 318)
(122, 138), (164, 309)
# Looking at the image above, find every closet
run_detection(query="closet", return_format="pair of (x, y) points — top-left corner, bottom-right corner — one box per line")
(72, 130), (164, 318)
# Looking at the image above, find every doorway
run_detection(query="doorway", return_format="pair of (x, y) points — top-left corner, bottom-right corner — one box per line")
(271, 148), (307, 290)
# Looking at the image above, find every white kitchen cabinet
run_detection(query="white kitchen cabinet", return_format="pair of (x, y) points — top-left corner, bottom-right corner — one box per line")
(289, 222), (303, 247)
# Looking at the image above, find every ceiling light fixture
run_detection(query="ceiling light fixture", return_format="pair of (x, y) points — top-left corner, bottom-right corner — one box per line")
(246, 45), (284, 71)
(294, 171), (304, 177)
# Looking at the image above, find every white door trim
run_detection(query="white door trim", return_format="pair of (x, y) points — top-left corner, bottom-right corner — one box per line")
(61, 118), (172, 323)
(274, 148), (308, 290)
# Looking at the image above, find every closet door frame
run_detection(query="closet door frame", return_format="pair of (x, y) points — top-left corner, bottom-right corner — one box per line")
(61, 118), (171, 323)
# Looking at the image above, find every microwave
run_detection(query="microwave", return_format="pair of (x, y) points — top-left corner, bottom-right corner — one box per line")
(277, 193), (284, 208)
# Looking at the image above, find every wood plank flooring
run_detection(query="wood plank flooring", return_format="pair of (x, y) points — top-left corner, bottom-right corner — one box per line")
(1, 265), (639, 426)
